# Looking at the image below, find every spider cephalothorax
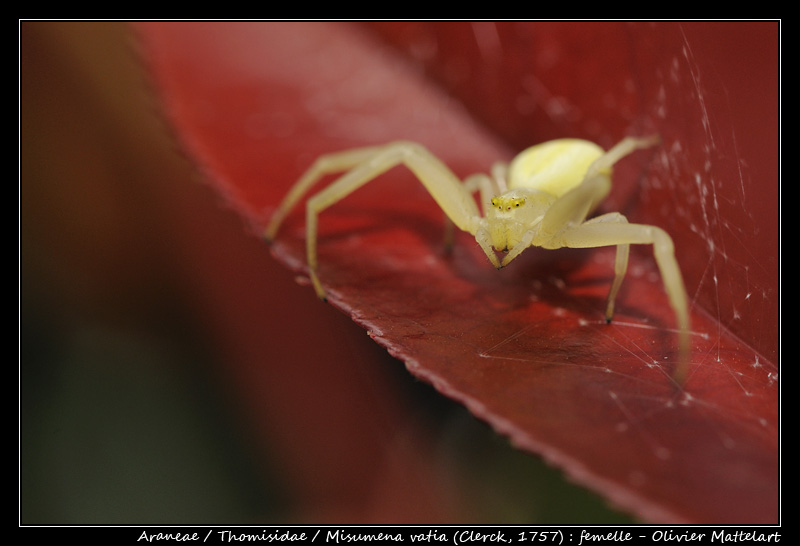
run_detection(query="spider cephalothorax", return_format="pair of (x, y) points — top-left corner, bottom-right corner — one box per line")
(485, 190), (553, 254)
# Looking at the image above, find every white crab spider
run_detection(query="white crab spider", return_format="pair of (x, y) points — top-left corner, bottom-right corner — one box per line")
(265, 136), (690, 382)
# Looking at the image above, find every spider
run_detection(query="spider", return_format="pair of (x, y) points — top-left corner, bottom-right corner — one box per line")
(265, 136), (690, 382)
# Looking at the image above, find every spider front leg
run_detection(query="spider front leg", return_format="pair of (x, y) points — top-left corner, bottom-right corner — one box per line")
(264, 145), (386, 241)
(537, 169), (690, 382)
(556, 217), (690, 383)
(585, 135), (661, 181)
(267, 141), (485, 300)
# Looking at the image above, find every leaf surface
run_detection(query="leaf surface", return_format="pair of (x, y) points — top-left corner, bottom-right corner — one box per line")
(135, 22), (779, 523)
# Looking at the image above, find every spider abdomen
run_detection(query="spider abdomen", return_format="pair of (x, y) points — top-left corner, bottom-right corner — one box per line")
(508, 139), (608, 197)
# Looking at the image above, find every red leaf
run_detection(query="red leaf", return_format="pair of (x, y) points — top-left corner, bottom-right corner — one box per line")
(135, 22), (779, 523)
